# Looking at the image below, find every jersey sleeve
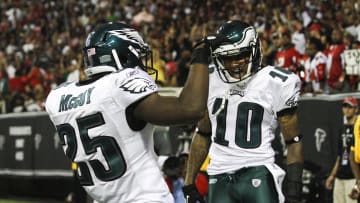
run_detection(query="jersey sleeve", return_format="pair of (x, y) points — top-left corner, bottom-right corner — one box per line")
(274, 73), (301, 114)
(112, 69), (158, 108)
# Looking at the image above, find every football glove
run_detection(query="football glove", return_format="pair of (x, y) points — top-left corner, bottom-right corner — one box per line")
(191, 34), (230, 65)
(195, 34), (230, 49)
(182, 184), (205, 203)
(284, 163), (303, 203)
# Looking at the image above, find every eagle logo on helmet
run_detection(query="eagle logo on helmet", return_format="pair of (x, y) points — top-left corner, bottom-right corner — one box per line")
(108, 28), (146, 48)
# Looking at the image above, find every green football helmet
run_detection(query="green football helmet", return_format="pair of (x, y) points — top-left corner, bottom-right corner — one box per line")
(212, 20), (262, 83)
(83, 22), (156, 77)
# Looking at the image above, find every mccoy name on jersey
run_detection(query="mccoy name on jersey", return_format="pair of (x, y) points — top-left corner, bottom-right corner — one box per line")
(207, 65), (301, 175)
(45, 69), (173, 203)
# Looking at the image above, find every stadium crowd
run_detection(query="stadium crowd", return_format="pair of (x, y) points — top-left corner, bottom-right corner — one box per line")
(0, 0), (359, 115)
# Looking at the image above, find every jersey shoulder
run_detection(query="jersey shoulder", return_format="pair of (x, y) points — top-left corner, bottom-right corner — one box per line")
(111, 68), (158, 94)
(255, 66), (300, 87)
(252, 66), (301, 108)
(110, 69), (158, 108)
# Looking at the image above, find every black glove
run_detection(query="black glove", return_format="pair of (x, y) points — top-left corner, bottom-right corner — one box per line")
(191, 34), (231, 65)
(285, 181), (302, 203)
(194, 34), (231, 51)
(284, 163), (303, 203)
(182, 184), (205, 203)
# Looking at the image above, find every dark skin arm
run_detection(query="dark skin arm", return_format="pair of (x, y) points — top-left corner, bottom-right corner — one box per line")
(325, 157), (340, 190)
(278, 111), (304, 164)
(278, 110), (304, 202)
(184, 111), (212, 185)
(134, 63), (209, 126)
(134, 34), (231, 126)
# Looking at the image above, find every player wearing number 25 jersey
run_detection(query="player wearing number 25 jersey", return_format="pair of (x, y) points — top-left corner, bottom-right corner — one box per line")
(184, 21), (304, 203)
(45, 22), (214, 203)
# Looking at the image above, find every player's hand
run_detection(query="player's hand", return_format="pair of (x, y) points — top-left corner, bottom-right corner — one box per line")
(190, 34), (230, 65)
(182, 184), (205, 203)
(194, 34), (230, 51)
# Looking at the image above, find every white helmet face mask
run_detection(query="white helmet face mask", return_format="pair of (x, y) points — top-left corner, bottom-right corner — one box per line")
(212, 21), (262, 84)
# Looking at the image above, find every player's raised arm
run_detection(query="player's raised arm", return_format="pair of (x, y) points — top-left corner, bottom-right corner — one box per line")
(133, 35), (230, 126)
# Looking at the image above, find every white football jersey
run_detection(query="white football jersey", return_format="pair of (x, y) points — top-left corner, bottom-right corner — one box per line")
(46, 68), (174, 203)
(304, 51), (327, 92)
(207, 65), (301, 175)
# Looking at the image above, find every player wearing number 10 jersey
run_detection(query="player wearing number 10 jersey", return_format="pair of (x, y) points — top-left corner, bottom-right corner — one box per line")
(184, 21), (304, 203)
(45, 22), (214, 203)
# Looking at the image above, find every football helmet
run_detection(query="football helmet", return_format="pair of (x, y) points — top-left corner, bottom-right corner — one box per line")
(83, 22), (156, 77)
(212, 20), (262, 83)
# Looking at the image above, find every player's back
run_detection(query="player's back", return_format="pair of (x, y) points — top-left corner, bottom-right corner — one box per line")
(45, 69), (173, 203)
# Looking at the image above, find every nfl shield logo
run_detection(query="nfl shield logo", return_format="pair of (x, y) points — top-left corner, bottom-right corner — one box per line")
(252, 179), (261, 187)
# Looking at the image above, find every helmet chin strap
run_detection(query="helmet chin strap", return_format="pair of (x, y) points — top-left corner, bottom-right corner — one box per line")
(241, 54), (253, 80)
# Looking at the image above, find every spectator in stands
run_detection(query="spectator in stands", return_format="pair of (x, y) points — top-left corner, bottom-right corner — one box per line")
(65, 59), (81, 83)
(25, 84), (45, 112)
(0, 56), (9, 96)
(325, 96), (358, 203)
(9, 91), (25, 113)
(0, 0), (359, 115)
(163, 156), (186, 203)
(291, 20), (306, 56)
(164, 50), (178, 87)
(151, 47), (167, 86)
(343, 33), (360, 92)
(325, 28), (347, 93)
(274, 26), (304, 81)
(302, 37), (327, 94)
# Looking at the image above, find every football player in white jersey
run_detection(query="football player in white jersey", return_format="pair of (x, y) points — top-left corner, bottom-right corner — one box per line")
(45, 22), (228, 203)
(183, 20), (304, 203)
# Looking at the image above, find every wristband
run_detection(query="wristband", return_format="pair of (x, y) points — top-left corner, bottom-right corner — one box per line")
(195, 127), (212, 137)
(285, 134), (303, 145)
